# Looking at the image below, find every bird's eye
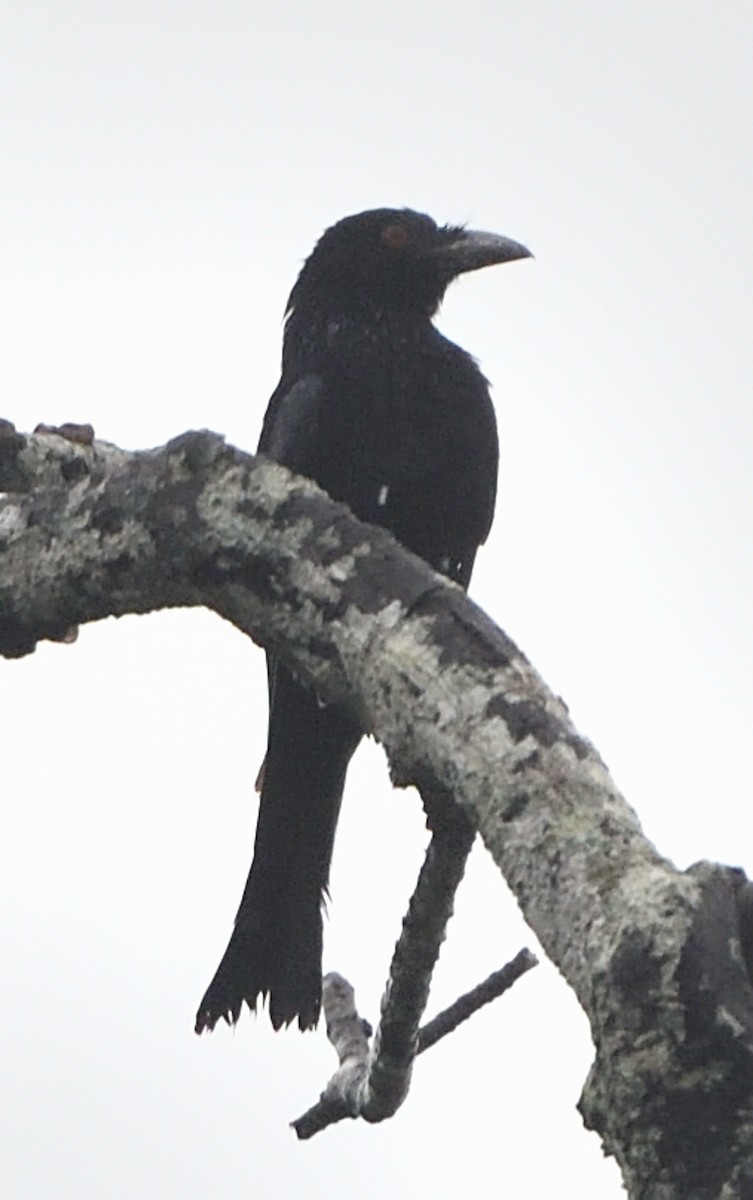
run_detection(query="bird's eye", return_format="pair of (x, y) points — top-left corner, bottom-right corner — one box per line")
(381, 224), (409, 250)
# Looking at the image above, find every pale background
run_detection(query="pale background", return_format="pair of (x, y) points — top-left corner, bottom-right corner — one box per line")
(2, 3), (752, 1196)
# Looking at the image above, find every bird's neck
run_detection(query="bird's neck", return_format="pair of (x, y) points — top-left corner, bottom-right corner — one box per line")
(283, 303), (435, 372)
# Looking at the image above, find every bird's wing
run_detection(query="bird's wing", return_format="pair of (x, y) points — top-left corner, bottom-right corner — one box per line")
(257, 373), (323, 473)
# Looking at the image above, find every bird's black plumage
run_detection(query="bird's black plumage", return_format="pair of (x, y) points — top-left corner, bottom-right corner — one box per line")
(195, 208), (530, 1033)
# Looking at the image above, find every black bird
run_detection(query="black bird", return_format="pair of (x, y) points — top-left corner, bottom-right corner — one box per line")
(195, 208), (531, 1033)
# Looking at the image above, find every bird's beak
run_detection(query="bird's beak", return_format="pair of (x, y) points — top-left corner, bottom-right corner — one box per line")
(435, 229), (533, 275)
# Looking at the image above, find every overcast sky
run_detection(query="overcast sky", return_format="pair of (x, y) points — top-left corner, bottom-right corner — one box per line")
(2, 2), (752, 1196)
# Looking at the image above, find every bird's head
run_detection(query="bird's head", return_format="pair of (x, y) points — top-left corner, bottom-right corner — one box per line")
(286, 208), (531, 321)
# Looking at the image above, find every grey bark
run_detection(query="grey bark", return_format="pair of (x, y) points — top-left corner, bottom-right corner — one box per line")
(2, 422), (753, 1197)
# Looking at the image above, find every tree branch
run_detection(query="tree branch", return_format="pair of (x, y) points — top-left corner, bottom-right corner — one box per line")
(3, 423), (753, 1195)
(416, 947), (538, 1054)
(292, 793), (534, 1138)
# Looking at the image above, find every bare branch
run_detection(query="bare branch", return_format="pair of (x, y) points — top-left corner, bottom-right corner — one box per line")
(4, 423), (753, 1193)
(293, 804), (475, 1136)
(292, 942), (535, 1139)
(362, 798), (475, 1122)
(417, 948), (538, 1054)
(291, 975), (371, 1139)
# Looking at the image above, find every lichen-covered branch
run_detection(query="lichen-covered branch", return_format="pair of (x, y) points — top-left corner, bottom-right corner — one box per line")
(362, 796), (475, 1121)
(292, 940), (537, 1139)
(293, 793), (535, 1138)
(291, 974), (371, 1138)
(292, 795), (531, 1138)
(3, 422), (753, 1195)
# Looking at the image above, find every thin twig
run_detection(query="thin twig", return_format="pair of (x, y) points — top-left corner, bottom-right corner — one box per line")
(417, 948), (538, 1053)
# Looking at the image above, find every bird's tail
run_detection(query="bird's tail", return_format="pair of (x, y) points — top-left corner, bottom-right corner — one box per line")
(195, 668), (361, 1033)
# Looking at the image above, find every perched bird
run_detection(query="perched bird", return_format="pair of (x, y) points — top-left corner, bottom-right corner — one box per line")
(195, 208), (531, 1033)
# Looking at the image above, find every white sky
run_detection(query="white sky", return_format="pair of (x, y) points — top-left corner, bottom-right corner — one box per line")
(2, 2), (752, 1196)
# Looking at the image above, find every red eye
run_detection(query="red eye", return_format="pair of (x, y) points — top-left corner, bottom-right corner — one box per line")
(381, 224), (409, 250)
